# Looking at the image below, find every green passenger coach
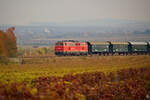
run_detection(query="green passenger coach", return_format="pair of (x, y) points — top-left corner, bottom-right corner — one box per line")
(89, 41), (111, 55)
(148, 42), (150, 54)
(129, 42), (148, 54)
(110, 42), (129, 55)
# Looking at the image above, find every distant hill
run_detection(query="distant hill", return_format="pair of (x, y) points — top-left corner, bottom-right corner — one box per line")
(1, 19), (150, 46)
(31, 19), (150, 28)
(134, 29), (150, 34)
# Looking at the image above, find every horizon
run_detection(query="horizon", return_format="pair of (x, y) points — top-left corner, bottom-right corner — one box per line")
(0, 18), (150, 27)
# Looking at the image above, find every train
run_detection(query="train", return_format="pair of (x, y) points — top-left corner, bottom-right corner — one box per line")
(54, 40), (150, 56)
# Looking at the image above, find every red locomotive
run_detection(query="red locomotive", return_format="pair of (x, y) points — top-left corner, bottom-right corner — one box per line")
(54, 40), (88, 55)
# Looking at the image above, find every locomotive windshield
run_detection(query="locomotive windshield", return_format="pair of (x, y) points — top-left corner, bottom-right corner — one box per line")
(56, 42), (63, 46)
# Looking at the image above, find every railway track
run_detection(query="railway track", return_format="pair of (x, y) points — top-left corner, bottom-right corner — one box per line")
(21, 55), (55, 58)
(2, 54), (149, 64)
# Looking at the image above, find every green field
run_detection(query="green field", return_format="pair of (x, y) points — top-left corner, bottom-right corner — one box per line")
(0, 55), (150, 84)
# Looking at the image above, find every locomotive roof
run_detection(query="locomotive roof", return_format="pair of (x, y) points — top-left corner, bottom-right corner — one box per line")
(129, 42), (147, 45)
(57, 40), (79, 42)
(110, 41), (129, 45)
(90, 41), (110, 45)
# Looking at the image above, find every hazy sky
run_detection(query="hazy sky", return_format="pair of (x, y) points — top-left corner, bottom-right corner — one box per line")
(0, 0), (150, 25)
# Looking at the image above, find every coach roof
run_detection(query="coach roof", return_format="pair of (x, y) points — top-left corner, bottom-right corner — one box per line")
(129, 42), (148, 45)
(110, 41), (129, 45)
(90, 41), (110, 45)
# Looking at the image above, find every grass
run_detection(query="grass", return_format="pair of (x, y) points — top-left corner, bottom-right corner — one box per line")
(0, 55), (150, 84)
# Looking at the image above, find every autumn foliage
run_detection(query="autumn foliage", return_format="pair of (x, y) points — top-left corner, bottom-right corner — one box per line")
(0, 27), (17, 57)
(0, 67), (150, 100)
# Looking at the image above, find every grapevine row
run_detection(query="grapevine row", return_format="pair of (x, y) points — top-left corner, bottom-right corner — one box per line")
(0, 67), (150, 100)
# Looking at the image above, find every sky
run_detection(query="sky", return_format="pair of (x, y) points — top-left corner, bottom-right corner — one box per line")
(0, 0), (150, 25)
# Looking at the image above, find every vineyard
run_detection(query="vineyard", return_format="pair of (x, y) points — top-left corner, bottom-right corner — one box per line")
(0, 67), (150, 100)
(0, 56), (150, 100)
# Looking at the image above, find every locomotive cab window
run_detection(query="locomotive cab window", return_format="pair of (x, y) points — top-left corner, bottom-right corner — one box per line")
(56, 42), (63, 46)
(55, 43), (59, 46)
